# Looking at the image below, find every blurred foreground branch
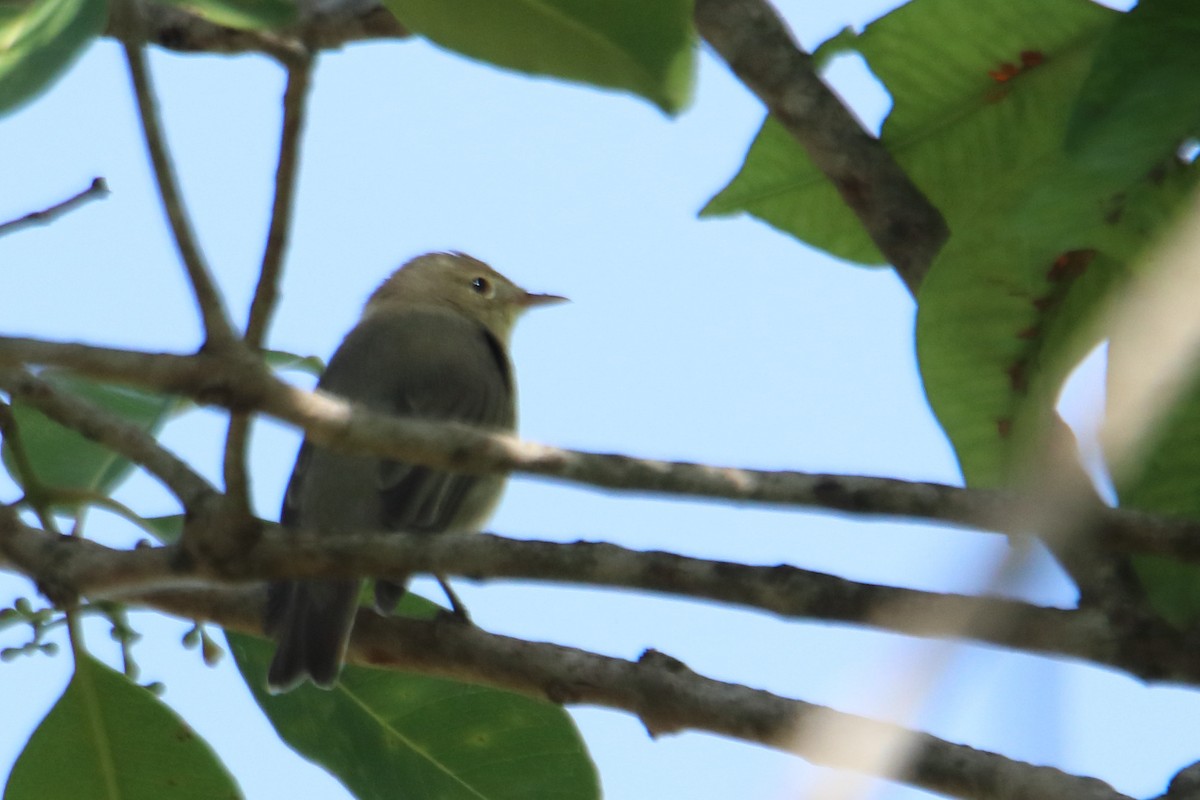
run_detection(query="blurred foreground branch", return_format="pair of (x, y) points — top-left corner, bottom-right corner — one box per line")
(105, 1), (409, 57)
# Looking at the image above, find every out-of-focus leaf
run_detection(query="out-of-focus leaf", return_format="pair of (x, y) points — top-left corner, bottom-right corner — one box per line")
(380, 0), (695, 114)
(149, 0), (296, 31)
(4, 653), (241, 799)
(1065, 0), (1200, 628)
(1111, 341), (1200, 627)
(2, 372), (184, 503)
(1066, 0), (1200, 183)
(0, 0), (107, 117)
(143, 514), (185, 544)
(263, 349), (324, 377)
(918, 157), (1197, 485)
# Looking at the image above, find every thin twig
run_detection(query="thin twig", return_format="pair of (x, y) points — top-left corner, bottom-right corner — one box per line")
(118, 8), (237, 349)
(223, 54), (315, 513)
(0, 178), (110, 238)
(244, 55), (313, 347)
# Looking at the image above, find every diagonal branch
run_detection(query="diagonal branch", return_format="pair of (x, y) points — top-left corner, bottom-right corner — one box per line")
(693, 0), (949, 293)
(0, 368), (215, 510)
(116, 3), (238, 350)
(244, 54), (314, 348)
(225, 53), (316, 514)
(127, 584), (1132, 800)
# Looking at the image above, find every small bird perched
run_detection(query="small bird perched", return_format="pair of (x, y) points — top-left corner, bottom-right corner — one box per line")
(265, 252), (566, 692)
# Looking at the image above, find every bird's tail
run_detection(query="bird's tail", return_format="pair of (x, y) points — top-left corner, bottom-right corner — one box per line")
(265, 579), (360, 693)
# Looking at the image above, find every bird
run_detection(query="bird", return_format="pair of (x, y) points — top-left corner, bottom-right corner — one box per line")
(265, 252), (566, 692)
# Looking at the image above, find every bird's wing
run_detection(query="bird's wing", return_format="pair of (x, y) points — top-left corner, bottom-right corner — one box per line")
(267, 309), (515, 683)
(318, 309), (515, 534)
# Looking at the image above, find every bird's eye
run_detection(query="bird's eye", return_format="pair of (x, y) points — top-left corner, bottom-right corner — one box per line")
(471, 277), (492, 295)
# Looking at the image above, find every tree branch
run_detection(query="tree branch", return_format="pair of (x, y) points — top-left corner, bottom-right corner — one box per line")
(2, 337), (1200, 566)
(4, 515), (1198, 684)
(225, 53), (316, 515)
(693, 0), (949, 294)
(0, 368), (215, 510)
(111, 0), (951, 295)
(122, 584), (1132, 800)
(244, 54), (314, 348)
(0, 178), (109, 238)
(116, 2), (238, 349)
(105, 2), (409, 58)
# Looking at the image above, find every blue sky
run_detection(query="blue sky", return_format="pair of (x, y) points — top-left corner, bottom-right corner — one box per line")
(6, 1), (1200, 798)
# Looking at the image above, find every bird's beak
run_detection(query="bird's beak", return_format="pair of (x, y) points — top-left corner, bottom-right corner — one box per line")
(519, 291), (570, 308)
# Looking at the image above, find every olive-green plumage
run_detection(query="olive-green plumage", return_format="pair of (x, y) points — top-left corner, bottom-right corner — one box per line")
(265, 252), (565, 692)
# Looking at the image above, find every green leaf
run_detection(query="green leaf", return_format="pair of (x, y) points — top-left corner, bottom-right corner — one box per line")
(1, 372), (184, 503)
(379, 0), (695, 114)
(913, 1), (1200, 488)
(1066, 0), (1200, 184)
(918, 160), (1198, 486)
(149, 0), (296, 30)
(702, 0), (1116, 266)
(0, 0), (107, 117)
(1111, 356), (1200, 627)
(705, 0), (1200, 489)
(703, 115), (886, 264)
(1129, 557), (1200, 630)
(811, 26), (860, 71)
(229, 596), (599, 800)
(263, 348), (325, 377)
(4, 653), (240, 799)
(143, 514), (185, 544)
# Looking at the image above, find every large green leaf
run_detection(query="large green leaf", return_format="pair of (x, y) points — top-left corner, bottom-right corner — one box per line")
(1112, 338), (1200, 628)
(1067, 0), (1200, 629)
(912, 0), (1200, 487)
(703, 0), (1115, 266)
(0, 0), (106, 117)
(379, 0), (695, 114)
(919, 158), (1198, 486)
(229, 597), (599, 800)
(4, 653), (240, 799)
(1066, 0), (1200, 184)
(705, 0), (1200, 487)
(1, 372), (183, 503)
(148, 0), (296, 31)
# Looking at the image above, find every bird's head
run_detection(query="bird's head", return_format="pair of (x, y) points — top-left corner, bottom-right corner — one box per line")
(365, 252), (566, 342)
